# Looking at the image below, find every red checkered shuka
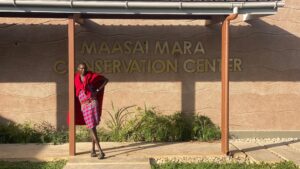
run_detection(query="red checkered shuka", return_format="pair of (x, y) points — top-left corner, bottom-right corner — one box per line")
(78, 90), (100, 129)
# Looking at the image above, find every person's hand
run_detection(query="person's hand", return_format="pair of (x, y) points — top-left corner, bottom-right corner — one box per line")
(95, 84), (106, 93)
(91, 91), (97, 99)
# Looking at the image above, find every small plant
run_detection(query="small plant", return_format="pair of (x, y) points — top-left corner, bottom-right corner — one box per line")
(192, 115), (221, 141)
(105, 102), (136, 141)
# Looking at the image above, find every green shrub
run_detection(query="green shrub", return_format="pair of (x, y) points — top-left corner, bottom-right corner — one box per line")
(138, 109), (172, 142)
(76, 126), (90, 142)
(51, 130), (68, 145)
(124, 107), (192, 142)
(34, 122), (68, 144)
(0, 105), (221, 143)
(0, 122), (42, 143)
(0, 121), (67, 144)
(81, 107), (221, 142)
(169, 112), (192, 141)
(151, 161), (298, 169)
(123, 107), (170, 142)
(97, 128), (112, 142)
(192, 115), (221, 141)
(0, 160), (67, 169)
(76, 126), (112, 142)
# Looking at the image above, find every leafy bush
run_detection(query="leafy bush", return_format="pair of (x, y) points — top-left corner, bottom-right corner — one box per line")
(192, 115), (221, 141)
(0, 105), (221, 143)
(131, 108), (173, 142)
(124, 107), (191, 142)
(169, 112), (192, 141)
(0, 122), (41, 143)
(97, 128), (111, 142)
(34, 122), (68, 144)
(0, 121), (67, 144)
(152, 161), (298, 169)
(76, 126), (111, 142)
(76, 126), (90, 142)
(0, 160), (67, 169)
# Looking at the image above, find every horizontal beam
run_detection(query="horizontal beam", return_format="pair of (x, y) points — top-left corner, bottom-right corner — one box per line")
(0, 1), (284, 16)
(0, 12), (213, 19)
(0, 7), (280, 16)
(0, 1), (285, 9)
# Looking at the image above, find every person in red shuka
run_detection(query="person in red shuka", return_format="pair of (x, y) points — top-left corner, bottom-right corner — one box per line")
(75, 63), (108, 159)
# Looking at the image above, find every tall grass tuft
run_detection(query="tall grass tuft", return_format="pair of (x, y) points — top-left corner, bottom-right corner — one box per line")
(192, 115), (221, 141)
(105, 102), (136, 141)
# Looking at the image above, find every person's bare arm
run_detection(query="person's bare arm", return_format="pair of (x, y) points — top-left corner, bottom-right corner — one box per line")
(96, 77), (109, 93)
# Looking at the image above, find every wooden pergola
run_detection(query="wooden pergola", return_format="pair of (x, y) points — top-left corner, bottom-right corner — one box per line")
(68, 13), (237, 155)
(0, 0), (284, 156)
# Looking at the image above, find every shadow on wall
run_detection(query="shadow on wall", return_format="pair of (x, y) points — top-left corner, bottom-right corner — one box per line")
(0, 18), (299, 129)
(0, 116), (13, 125)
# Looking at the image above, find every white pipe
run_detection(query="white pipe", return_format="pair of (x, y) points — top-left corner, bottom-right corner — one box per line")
(182, 2), (233, 9)
(74, 1), (127, 8)
(11, 1), (69, 7)
(233, 6), (238, 14)
(128, 2), (180, 9)
(242, 1), (284, 8)
(1, 0), (285, 9)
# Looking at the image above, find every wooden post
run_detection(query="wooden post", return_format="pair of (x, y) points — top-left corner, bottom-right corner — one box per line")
(68, 15), (76, 156)
(221, 14), (237, 155)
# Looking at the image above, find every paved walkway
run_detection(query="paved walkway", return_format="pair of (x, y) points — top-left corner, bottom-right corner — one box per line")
(0, 139), (299, 169)
(231, 139), (300, 165)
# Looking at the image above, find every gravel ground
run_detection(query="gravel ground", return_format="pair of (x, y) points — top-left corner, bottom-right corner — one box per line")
(230, 138), (300, 143)
(152, 138), (300, 164)
(152, 155), (249, 164)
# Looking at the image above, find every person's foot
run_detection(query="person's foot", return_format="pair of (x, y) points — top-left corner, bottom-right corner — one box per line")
(90, 151), (97, 157)
(98, 151), (105, 160)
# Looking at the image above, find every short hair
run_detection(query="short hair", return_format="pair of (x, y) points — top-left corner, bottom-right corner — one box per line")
(78, 62), (87, 68)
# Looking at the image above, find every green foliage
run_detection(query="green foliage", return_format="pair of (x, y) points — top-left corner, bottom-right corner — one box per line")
(0, 160), (67, 169)
(76, 126), (90, 142)
(105, 102), (136, 141)
(124, 107), (191, 142)
(0, 122), (41, 143)
(130, 107), (173, 142)
(0, 121), (67, 144)
(169, 112), (192, 141)
(0, 104), (221, 143)
(97, 128), (112, 142)
(34, 122), (68, 145)
(151, 161), (298, 169)
(192, 115), (221, 141)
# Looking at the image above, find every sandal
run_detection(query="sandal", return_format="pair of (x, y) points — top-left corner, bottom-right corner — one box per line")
(98, 151), (105, 159)
(90, 151), (97, 157)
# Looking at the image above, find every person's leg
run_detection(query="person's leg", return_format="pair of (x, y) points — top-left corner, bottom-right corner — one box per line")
(92, 139), (95, 152)
(90, 139), (97, 157)
(89, 127), (104, 154)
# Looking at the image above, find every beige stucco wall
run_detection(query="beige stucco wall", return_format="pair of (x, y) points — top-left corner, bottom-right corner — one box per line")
(0, 0), (299, 131)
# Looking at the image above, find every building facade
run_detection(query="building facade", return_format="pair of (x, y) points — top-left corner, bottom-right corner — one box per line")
(0, 0), (299, 137)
